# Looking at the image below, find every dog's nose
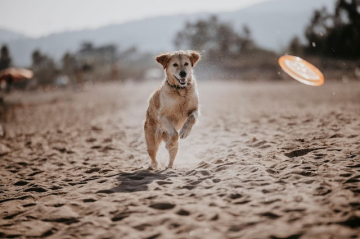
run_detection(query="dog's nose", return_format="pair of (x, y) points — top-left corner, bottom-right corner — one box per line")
(179, 71), (187, 78)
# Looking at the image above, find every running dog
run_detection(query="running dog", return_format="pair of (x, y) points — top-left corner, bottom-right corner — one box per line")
(144, 50), (201, 169)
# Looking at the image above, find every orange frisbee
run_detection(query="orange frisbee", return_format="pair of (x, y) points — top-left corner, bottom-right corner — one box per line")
(278, 55), (324, 86)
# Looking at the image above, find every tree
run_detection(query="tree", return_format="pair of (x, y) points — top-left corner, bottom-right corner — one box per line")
(304, 0), (360, 60)
(79, 42), (94, 52)
(288, 36), (303, 55)
(61, 52), (76, 74)
(174, 16), (255, 62)
(31, 50), (58, 85)
(0, 45), (12, 71)
(32, 50), (43, 67)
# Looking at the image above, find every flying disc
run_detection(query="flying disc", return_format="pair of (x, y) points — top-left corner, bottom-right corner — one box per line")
(278, 55), (324, 86)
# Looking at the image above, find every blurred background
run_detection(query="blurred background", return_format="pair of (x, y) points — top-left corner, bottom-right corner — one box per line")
(0, 0), (359, 92)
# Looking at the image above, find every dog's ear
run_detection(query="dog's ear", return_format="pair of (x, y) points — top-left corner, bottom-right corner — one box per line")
(189, 51), (201, 67)
(156, 53), (171, 69)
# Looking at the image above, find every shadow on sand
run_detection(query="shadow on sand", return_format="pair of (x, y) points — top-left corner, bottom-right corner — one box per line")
(96, 169), (175, 193)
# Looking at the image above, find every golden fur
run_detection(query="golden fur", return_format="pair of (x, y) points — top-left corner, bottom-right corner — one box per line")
(144, 50), (201, 169)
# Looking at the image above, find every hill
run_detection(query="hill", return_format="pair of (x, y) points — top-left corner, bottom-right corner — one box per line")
(0, 28), (28, 43)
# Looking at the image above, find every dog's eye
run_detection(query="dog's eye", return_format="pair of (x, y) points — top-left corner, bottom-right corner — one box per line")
(184, 62), (189, 66)
(173, 63), (178, 67)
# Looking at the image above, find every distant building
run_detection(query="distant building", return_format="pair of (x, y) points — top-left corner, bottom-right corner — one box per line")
(75, 43), (117, 67)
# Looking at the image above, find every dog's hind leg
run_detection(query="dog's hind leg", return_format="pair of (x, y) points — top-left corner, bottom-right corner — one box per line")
(163, 130), (179, 169)
(145, 125), (161, 170)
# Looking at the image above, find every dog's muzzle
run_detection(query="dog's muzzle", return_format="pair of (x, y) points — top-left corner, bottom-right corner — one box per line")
(173, 75), (186, 85)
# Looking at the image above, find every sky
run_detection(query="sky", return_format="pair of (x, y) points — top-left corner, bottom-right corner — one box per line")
(0, 0), (270, 38)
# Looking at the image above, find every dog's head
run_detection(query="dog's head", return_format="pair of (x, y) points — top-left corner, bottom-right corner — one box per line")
(156, 50), (201, 87)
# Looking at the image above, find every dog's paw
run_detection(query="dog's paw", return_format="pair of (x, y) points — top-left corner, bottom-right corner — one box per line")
(147, 162), (158, 171)
(179, 126), (191, 139)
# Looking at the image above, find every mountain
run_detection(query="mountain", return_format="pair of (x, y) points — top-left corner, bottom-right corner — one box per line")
(0, 0), (336, 67)
(0, 28), (29, 43)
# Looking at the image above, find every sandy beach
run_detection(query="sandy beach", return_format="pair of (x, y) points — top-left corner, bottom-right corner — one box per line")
(1, 80), (360, 238)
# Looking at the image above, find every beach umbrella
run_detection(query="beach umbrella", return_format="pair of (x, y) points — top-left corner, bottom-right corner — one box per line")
(0, 67), (34, 82)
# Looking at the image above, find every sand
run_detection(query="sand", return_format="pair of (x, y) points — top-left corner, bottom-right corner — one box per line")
(0, 80), (360, 238)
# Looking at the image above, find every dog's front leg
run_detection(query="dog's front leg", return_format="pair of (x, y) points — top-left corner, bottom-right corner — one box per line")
(160, 116), (179, 168)
(179, 110), (199, 139)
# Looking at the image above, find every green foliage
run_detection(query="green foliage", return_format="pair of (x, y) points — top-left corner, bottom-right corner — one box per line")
(174, 16), (256, 62)
(31, 50), (58, 85)
(62, 52), (76, 74)
(0, 45), (12, 71)
(304, 0), (360, 60)
(288, 37), (304, 56)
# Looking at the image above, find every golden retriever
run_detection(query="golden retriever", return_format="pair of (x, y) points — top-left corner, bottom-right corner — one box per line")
(144, 50), (201, 169)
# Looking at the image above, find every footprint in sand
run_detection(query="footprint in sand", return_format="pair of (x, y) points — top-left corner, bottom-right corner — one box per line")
(111, 211), (131, 222)
(24, 186), (47, 193)
(176, 209), (190, 216)
(14, 180), (29, 186)
(156, 181), (173, 186)
(149, 202), (175, 210)
(284, 148), (326, 158)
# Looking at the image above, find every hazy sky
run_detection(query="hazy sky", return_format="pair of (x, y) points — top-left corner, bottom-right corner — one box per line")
(0, 0), (270, 38)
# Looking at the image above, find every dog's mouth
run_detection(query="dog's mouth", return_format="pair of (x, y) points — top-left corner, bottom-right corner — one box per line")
(173, 75), (186, 85)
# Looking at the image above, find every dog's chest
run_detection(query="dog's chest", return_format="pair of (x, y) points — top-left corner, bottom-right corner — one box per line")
(160, 90), (196, 119)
